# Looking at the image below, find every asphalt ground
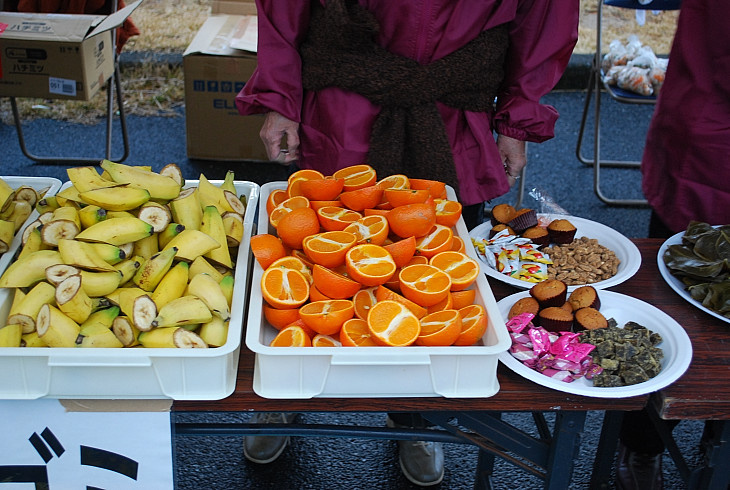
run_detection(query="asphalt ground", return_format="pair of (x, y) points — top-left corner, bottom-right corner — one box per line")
(0, 84), (706, 488)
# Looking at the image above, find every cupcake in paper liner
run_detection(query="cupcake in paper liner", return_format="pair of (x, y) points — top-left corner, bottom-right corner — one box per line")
(538, 306), (574, 333)
(521, 225), (550, 247)
(507, 208), (538, 233)
(529, 279), (568, 308)
(490, 203), (516, 226)
(547, 219), (577, 244)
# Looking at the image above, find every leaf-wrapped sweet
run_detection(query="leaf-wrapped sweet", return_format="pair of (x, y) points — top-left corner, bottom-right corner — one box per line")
(663, 245), (725, 279)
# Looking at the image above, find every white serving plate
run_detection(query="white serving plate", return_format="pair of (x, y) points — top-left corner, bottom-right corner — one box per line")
(0, 179), (259, 400)
(469, 214), (641, 291)
(658, 229), (730, 325)
(246, 181), (511, 399)
(496, 290), (693, 398)
(0, 176), (63, 277)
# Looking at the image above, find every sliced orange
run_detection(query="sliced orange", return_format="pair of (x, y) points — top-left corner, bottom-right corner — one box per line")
(302, 230), (357, 268)
(386, 202), (437, 238)
(310, 200), (343, 211)
(316, 206), (363, 232)
(367, 300), (420, 347)
(375, 174), (410, 190)
(451, 289), (477, 309)
(456, 304), (488, 346)
(277, 207), (321, 250)
(343, 215), (389, 246)
(269, 195), (310, 229)
(266, 188), (289, 215)
(375, 285), (428, 319)
(415, 224), (454, 259)
(270, 324), (312, 347)
(299, 299), (355, 335)
(268, 256), (313, 284)
(289, 249), (315, 269)
(405, 255), (429, 266)
(353, 286), (378, 320)
(263, 304), (301, 330)
(284, 318), (317, 339)
(312, 264), (361, 299)
(416, 309), (462, 346)
(345, 244), (397, 287)
(451, 236), (466, 253)
(333, 164), (377, 191)
(434, 199), (463, 227)
(299, 177), (345, 201)
(287, 169), (325, 197)
(340, 318), (378, 346)
(309, 283), (332, 301)
(384, 189), (430, 207)
(426, 292), (454, 314)
(312, 333), (343, 347)
(429, 250), (480, 291)
(261, 265), (310, 309)
(409, 178), (447, 199)
(250, 233), (287, 270)
(382, 236), (417, 268)
(363, 208), (391, 217)
(398, 264), (452, 307)
(339, 186), (384, 212)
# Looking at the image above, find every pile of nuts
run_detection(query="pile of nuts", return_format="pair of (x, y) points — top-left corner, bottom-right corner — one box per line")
(545, 237), (620, 285)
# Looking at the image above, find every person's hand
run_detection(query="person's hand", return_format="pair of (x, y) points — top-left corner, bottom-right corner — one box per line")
(497, 134), (526, 187)
(260, 111), (300, 164)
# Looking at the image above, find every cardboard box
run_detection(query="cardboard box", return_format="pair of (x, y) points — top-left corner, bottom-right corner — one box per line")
(183, 3), (268, 161)
(0, 0), (142, 100)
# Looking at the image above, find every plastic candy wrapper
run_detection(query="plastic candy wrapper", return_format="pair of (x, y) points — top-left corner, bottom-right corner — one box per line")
(505, 313), (603, 383)
(472, 229), (552, 281)
(601, 35), (667, 96)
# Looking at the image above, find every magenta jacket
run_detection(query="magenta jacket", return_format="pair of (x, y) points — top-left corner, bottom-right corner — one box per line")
(641, 0), (730, 232)
(236, 0), (579, 206)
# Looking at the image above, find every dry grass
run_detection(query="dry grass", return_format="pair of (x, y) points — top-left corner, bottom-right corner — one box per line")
(1, 0), (679, 124)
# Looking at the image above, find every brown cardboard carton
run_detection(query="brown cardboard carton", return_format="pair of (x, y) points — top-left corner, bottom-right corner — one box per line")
(183, 7), (267, 161)
(0, 0), (142, 100)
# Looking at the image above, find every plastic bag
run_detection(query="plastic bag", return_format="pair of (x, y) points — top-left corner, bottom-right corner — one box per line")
(601, 36), (667, 96)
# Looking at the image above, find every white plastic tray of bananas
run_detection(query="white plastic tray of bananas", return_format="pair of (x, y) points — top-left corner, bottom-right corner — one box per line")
(0, 164), (259, 400)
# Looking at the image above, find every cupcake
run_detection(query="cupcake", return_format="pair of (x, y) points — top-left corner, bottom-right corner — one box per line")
(489, 223), (516, 239)
(508, 297), (540, 320)
(508, 208), (538, 233)
(521, 226), (550, 247)
(490, 203), (516, 226)
(529, 279), (568, 308)
(538, 306), (574, 333)
(568, 285), (601, 311)
(547, 219), (577, 244)
(573, 307), (608, 332)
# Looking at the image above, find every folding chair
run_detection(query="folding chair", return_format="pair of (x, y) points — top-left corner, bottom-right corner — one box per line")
(6, 0), (130, 165)
(575, 0), (681, 206)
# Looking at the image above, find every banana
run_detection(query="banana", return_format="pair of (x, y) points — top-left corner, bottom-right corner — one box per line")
(76, 217), (154, 246)
(13, 185), (40, 208)
(132, 233), (159, 260)
(78, 205), (108, 229)
(79, 270), (123, 297)
(220, 170), (236, 194)
(198, 316), (228, 347)
(7, 281), (56, 334)
(106, 210), (136, 219)
(189, 256), (225, 282)
(17, 227), (44, 260)
(160, 163), (185, 186)
(83, 242), (126, 265)
(21, 331), (47, 348)
(45, 263), (81, 286)
(76, 306), (122, 348)
(197, 174), (245, 215)
(0, 178), (15, 212)
(41, 207), (80, 246)
(118, 241), (134, 259)
(55, 184), (84, 206)
(106, 287), (156, 331)
(66, 166), (125, 193)
(9, 200), (33, 232)
(35, 196), (60, 215)
(151, 295), (212, 328)
(8, 287), (25, 317)
(219, 274), (234, 308)
(115, 256), (143, 286)
(0, 220), (14, 253)
(21, 219), (42, 246)
(0, 201), (14, 221)
(138, 326), (208, 348)
(222, 212), (244, 248)
(158, 223), (185, 249)
(169, 187), (201, 231)
(151, 261), (189, 309)
(0, 250), (63, 288)
(0, 324), (23, 347)
(56, 274), (93, 324)
(100, 160), (182, 201)
(51, 205), (81, 229)
(133, 247), (178, 291)
(185, 272), (231, 322)
(36, 303), (80, 348)
(79, 186), (151, 212)
(162, 229), (220, 262)
(111, 315), (140, 347)
(58, 239), (117, 272)
(201, 205), (232, 269)
(138, 201), (172, 233)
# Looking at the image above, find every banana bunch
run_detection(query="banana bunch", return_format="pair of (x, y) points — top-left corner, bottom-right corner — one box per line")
(0, 178), (51, 255)
(0, 162), (245, 349)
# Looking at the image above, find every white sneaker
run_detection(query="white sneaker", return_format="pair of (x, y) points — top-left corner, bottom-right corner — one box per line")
(243, 412), (299, 464)
(387, 415), (445, 486)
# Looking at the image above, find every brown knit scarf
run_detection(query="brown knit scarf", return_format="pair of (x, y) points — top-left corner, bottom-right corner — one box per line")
(300, 0), (509, 197)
